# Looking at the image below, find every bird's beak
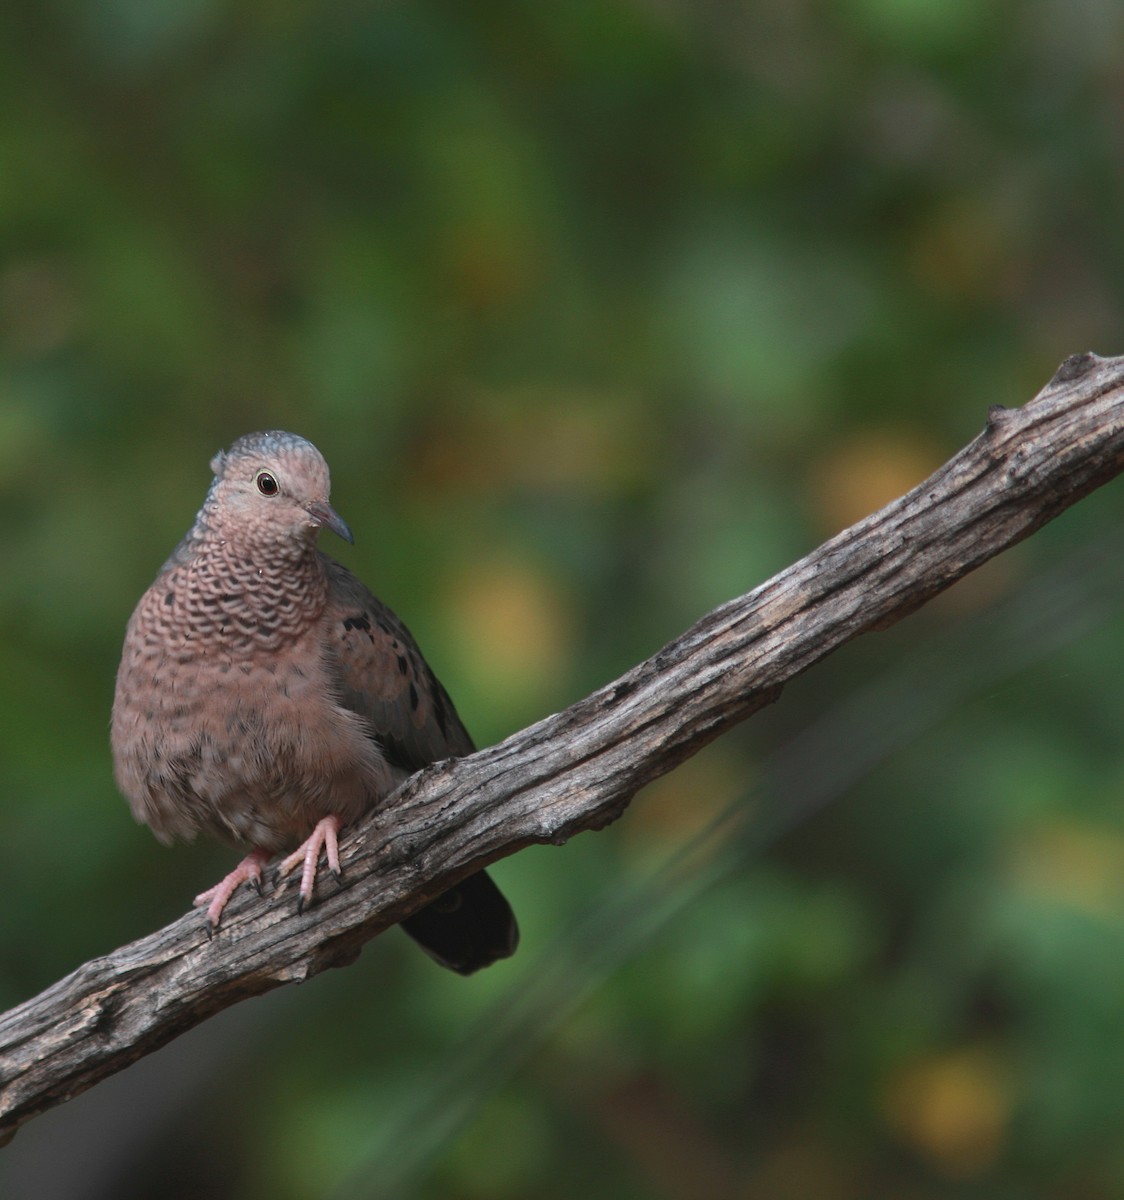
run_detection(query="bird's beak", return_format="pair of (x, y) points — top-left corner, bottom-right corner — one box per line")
(307, 501), (354, 544)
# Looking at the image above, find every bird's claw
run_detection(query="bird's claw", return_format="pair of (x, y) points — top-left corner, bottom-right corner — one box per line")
(275, 815), (343, 914)
(193, 848), (271, 930)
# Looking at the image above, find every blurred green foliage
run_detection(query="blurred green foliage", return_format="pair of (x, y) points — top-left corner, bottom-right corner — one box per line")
(2, 1), (1124, 1197)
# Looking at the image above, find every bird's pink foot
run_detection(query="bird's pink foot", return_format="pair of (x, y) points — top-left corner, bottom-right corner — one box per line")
(194, 847), (271, 930)
(275, 815), (343, 913)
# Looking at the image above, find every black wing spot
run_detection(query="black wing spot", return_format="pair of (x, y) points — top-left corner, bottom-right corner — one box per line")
(342, 614), (372, 633)
(396, 655), (409, 675)
(433, 695), (450, 738)
(409, 682), (420, 711)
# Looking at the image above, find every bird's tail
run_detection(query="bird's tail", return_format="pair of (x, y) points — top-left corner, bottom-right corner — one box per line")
(399, 869), (519, 974)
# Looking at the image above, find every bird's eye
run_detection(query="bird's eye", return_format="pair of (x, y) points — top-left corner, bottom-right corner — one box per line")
(255, 470), (279, 496)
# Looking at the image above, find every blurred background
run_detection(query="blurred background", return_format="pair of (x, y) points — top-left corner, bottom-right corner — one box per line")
(2, 1), (1124, 1196)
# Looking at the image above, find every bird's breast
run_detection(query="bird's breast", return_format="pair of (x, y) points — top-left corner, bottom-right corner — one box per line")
(112, 563), (396, 850)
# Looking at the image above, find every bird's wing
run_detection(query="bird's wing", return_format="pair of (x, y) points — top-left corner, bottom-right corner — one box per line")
(319, 554), (475, 771)
(320, 554), (519, 973)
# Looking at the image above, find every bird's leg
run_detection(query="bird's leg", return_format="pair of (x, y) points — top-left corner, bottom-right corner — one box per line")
(275, 815), (343, 913)
(193, 847), (271, 930)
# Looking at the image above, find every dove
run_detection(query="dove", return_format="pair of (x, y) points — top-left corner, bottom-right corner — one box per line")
(111, 430), (517, 974)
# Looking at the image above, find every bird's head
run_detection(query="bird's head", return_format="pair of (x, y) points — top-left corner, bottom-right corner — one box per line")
(205, 430), (354, 547)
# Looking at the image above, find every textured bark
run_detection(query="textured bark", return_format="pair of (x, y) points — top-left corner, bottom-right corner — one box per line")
(3, 352), (1124, 1144)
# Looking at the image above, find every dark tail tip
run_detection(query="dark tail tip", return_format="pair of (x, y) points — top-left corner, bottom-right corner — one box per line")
(399, 869), (519, 975)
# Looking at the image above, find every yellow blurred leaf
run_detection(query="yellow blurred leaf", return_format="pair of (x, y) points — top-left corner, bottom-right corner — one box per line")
(883, 1047), (1010, 1178)
(409, 386), (657, 498)
(1007, 819), (1124, 919)
(446, 554), (574, 712)
(443, 218), (544, 311)
(809, 428), (943, 534)
(622, 743), (747, 862)
(910, 194), (1023, 304)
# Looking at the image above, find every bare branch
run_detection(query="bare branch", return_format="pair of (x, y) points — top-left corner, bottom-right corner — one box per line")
(3, 352), (1123, 1144)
